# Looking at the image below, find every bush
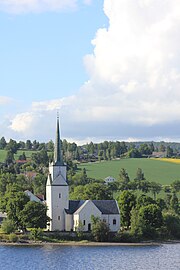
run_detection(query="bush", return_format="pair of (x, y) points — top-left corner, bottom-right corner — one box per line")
(1, 219), (15, 234)
(29, 228), (43, 241)
(9, 233), (18, 242)
(163, 211), (180, 239)
(91, 216), (110, 242)
(115, 231), (138, 243)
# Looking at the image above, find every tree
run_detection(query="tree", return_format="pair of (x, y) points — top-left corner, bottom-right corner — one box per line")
(18, 152), (26, 161)
(0, 136), (7, 149)
(0, 173), (16, 196)
(32, 140), (39, 150)
(6, 139), (18, 154)
(131, 204), (163, 239)
(69, 185), (85, 200)
(98, 150), (104, 162)
(139, 204), (163, 229)
(159, 144), (166, 152)
(70, 183), (112, 200)
(31, 149), (49, 167)
(5, 150), (14, 166)
(75, 221), (84, 239)
(156, 198), (167, 211)
(81, 168), (88, 185)
(136, 194), (156, 209)
(163, 211), (180, 238)
(139, 144), (152, 155)
(130, 208), (144, 238)
(2, 185), (30, 229)
(84, 183), (112, 200)
(91, 216), (110, 242)
(33, 174), (46, 195)
(134, 168), (150, 192)
(171, 180), (180, 193)
(166, 146), (174, 157)
(118, 190), (136, 228)
(20, 201), (50, 229)
(118, 168), (130, 190)
(127, 149), (141, 158)
(1, 218), (15, 234)
(170, 192), (179, 214)
(26, 140), (32, 150)
(46, 140), (54, 152)
(134, 168), (145, 181)
(149, 182), (162, 200)
(18, 141), (25, 149)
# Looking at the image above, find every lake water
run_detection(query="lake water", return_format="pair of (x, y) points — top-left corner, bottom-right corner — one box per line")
(0, 243), (179, 270)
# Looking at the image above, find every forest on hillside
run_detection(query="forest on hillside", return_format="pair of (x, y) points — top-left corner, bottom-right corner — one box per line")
(1, 136), (180, 165)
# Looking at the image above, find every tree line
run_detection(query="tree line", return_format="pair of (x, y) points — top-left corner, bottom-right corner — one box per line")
(1, 136), (180, 166)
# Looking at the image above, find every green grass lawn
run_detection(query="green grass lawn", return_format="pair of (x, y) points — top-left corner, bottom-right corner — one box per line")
(78, 158), (180, 185)
(0, 150), (7, 162)
(0, 149), (37, 162)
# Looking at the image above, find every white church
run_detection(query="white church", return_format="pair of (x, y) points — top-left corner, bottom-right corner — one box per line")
(46, 117), (120, 232)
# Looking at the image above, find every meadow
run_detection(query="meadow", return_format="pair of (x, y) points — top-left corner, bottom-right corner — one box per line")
(0, 149), (37, 163)
(78, 158), (180, 185)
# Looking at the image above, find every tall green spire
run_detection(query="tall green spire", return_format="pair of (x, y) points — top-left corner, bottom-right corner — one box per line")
(54, 114), (63, 166)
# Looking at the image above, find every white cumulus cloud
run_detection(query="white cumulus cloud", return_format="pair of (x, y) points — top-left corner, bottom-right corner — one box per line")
(9, 0), (180, 142)
(83, 0), (180, 125)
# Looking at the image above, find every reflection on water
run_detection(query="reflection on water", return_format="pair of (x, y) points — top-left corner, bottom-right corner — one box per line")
(0, 244), (179, 270)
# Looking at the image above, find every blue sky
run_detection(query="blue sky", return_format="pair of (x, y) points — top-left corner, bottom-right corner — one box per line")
(0, 1), (106, 101)
(1, 0), (180, 144)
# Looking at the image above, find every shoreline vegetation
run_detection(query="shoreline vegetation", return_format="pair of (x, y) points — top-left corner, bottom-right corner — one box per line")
(0, 239), (180, 247)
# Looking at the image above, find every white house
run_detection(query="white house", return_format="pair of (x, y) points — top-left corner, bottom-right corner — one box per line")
(104, 176), (116, 185)
(46, 116), (120, 232)
(25, 190), (43, 203)
(0, 212), (7, 224)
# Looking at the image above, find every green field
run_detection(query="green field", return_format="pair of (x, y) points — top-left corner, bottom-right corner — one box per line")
(78, 158), (180, 185)
(0, 149), (37, 162)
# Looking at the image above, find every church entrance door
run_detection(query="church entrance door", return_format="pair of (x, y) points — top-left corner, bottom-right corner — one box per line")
(88, 223), (91, 231)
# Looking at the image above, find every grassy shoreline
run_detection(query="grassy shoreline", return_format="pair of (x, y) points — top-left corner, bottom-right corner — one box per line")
(0, 240), (180, 247)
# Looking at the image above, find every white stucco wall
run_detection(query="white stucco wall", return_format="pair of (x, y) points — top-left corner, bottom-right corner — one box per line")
(49, 164), (66, 182)
(65, 214), (73, 231)
(46, 184), (69, 231)
(73, 200), (102, 231)
(101, 214), (120, 232)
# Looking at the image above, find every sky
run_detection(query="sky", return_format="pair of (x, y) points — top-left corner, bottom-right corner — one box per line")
(1, 0), (180, 144)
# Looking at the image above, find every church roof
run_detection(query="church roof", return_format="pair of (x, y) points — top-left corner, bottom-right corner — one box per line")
(92, 200), (119, 214)
(65, 200), (85, 214)
(65, 199), (119, 215)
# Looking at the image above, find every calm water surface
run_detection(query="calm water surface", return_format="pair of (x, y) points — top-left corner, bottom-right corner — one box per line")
(0, 243), (179, 270)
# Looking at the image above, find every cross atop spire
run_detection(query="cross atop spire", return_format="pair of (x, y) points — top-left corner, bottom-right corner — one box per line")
(54, 114), (63, 166)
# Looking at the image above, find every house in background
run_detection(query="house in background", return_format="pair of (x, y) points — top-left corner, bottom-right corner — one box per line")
(104, 176), (116, 185)
(25, 190), (44, 204)
(0, 212), (7, 225)
(46, 116), (120, 232)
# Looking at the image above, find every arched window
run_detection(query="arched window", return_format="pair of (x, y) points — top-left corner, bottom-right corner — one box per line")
(113, 219), (116, 225)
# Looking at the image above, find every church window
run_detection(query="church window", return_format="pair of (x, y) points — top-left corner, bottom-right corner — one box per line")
(113, 219), (116, 225)
(58, 216), (60, 221)
(59, 193), (61, 198)
(83, 220), (86, 226)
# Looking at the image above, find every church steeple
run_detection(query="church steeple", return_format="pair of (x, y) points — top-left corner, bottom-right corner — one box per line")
(54, 114), (63, 166)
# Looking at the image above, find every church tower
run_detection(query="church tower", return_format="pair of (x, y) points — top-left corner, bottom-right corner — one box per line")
(46, 115), (69, 231)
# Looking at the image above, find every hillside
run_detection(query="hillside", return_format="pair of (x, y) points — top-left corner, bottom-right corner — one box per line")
(78, 158), (180, 185)
(0, 149), (37, 163)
